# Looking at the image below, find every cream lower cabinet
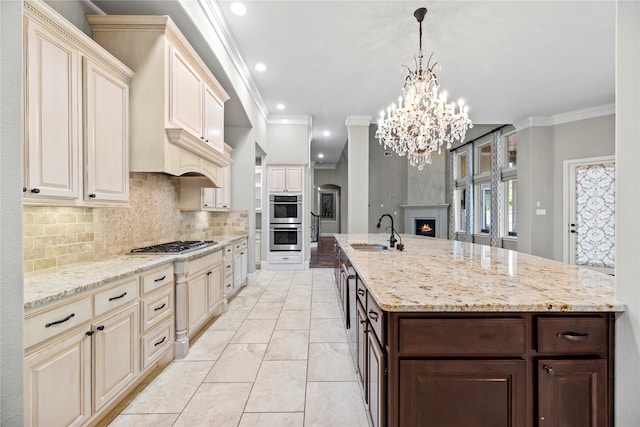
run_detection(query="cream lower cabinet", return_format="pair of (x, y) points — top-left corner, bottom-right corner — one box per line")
(24, 327), (92, 427)
(186, 251), (224, 336)
(233, 239), (248, 291)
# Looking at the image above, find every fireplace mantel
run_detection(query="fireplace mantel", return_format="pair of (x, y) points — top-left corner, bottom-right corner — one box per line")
(401, 204), (450, 239)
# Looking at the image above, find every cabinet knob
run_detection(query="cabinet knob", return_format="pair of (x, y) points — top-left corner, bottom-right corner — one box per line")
(543, 364), (555, 376)
(30, 188), (40, 194)
(86, 330), (94, 337)
(200, 136), (205, 140)
(96, 325), (105, 331)
(89, 193), (96, 198)
(23, 187), (26, 193)
(205, 139), (209, 143)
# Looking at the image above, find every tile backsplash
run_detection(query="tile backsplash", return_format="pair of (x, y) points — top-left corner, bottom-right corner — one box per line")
(24, 173), (248, 273)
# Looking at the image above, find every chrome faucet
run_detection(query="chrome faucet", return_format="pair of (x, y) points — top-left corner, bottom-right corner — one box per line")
(377, 214), (404, 250)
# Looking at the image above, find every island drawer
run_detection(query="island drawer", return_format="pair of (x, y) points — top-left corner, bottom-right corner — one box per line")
(367, 292), (386, 344)
(398, 317), (526, 356)
(537, 316), (608, 354)
(356, 277), (367, 306)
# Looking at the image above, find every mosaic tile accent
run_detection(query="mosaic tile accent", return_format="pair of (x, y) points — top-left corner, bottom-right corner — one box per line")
(490, 131), (503, 247)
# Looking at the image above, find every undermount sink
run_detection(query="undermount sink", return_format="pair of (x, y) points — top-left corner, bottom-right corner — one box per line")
(350, 243), (389, 251)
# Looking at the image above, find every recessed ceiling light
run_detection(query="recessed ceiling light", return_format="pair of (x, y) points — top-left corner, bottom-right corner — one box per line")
(318, 153), (324, 158)
(276, 103), (285, 110)
(230, 2), (247, 16)
(322, 130), (330, 137)
(254, 63), (266, 72)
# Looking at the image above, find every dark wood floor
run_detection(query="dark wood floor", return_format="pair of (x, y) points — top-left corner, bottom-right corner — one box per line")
(310, 236), (335, 268)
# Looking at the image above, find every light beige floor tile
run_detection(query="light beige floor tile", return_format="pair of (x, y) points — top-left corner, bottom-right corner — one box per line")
(108, 414), (179, 427)
(275, 309), (311, 330)
(292, 271), (313, 285)
(173, 382), (252, 427)
(122, 361), (213, 414)
(228, 295), (259, 311)
(309, 317), (348, 342)
(311, 279), (335, 291)
(258, 289), (288, 303)
(267, 279), (291, 290)
(245, 360), (307, 412)
(264, 329), (309, 360)
(183, 330), (235, 361)
(312, 290), (338, 303)
(283, 294), (311, 310)
(310, 301), (342, 318)
(286, 285), (312, 296)
(304, 382), (369, 427)
(239, 285), (266, 297)
(208, 310), (250, 331)
(256, 272), (276, 286)
(230, 319), (276, 343)
(204, 343), (267, 382)
(239, 412), (304, 427)
(274, 271), (296, 280)
(307, 342), (356, 381)
(247, 302), (283, 319)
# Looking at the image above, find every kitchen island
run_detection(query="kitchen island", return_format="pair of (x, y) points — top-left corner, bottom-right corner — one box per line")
(333, 234), (624, 427)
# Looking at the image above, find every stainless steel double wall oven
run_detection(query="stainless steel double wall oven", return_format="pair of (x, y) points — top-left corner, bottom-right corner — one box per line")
(269, 194), (302, 251)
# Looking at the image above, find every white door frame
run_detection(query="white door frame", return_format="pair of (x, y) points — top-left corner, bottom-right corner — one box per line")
(562, 155), (615, 265)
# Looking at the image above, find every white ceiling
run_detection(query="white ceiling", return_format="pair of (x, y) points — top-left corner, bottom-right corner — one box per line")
(90, 1), (615, 169)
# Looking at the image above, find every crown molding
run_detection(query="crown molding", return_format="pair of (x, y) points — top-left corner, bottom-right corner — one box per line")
(345, 116), (372, 128)
(267, 115), (312, 126)
(514, 104), (615, 131)
(194, 0), (270, 122)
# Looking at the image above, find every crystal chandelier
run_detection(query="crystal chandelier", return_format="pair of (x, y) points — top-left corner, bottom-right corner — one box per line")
(375, 7), (472, 170)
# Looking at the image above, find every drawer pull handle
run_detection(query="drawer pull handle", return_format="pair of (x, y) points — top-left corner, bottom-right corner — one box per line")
(154, 336), (167, 347)
(154, 275), (167, 282)
(45, 313), (75, 328)
(109, 292), (127, 301)
(154, 303), (166, 311)
(368, 310), (379, 322)
(357, 289), (365, 296)
(543, 364), (555, 376)
(557, 332), (589, 341)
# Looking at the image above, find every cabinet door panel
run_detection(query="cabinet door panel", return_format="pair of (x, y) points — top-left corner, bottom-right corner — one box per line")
(399, 359), (526, 427)
(207, 264), (223, 314)
(187, 272), (208, 334)
(25, 18), (79, 199)
(204, 84), (224, 152)
(538, 359), (607, 427)
(356, 300), (367, 392)
(285, 167), (303, 192)
(170, 47), (203, 138)
(24, 328), (91, 427)
(368, 333), (385, 427)
(83, 57), (129, 202)
(93, 304), (139, 412)
(269, 167), (286, 193)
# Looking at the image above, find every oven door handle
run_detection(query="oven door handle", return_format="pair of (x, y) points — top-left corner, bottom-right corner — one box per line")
(270, 224), (302, 231)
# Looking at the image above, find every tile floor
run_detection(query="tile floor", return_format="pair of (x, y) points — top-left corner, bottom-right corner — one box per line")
(108, 269), (370, 427)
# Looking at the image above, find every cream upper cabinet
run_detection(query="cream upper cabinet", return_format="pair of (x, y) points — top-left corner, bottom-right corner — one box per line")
(24, 14), (80, 200)
(214, 165), (232, 209)
(83, 57), (129, 203)
(170, 47), (204, 139)
(23, 0), (133, 206)
(268, 166), (304, 193)
(88, 15), (230, 182)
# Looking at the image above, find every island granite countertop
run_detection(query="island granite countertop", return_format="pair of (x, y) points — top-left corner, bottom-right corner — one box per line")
(334, 233), (625, 313)
(24, 235), (247, 311)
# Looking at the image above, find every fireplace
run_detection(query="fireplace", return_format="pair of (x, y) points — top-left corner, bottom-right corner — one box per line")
(415, 219), (436, 237)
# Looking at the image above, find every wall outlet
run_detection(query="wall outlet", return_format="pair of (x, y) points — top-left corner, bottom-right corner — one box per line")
(536, 208), (546, 216)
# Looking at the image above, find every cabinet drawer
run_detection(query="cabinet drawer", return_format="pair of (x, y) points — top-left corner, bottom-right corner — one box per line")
(366, 292), (386, 345)
(270, 253), (302, 264)
(94, 278), (138, 317)
(241, 239), (248, 249)
(141, 320), (173, 370)
(141, 264), (173, 295)
(189, 251), (222, 275)
(141, 286), (174, 333)
(537, 316), (608, 354)
(224, 279), (233, 295)
(398, 318), (526, 356)
(224, 260), (233, 278)
(25, 296), (93, 349)
(224, 245), (233, 257)
(356, 278), (367, 307)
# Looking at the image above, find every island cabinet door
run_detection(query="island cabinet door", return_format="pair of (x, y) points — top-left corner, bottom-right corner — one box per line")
(355, 300), (368, 393)
(398, 359), (526, 427)
(537, 359), (607, 427)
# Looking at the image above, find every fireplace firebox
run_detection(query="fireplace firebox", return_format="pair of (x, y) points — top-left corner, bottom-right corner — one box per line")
(415, 219), (436, 237)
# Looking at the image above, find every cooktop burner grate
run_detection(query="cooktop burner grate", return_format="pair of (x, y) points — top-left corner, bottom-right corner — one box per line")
(130, 240), (217, 254)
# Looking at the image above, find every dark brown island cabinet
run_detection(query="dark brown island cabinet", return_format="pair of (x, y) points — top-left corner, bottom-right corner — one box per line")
(333, 239), (616, 427)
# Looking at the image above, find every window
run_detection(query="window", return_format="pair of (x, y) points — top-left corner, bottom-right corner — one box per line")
(479, 144), (492, 174)
(479, 182), (491, 233)
(456, 152), (467, 180)
(455, 188), (466, 232)
(506, 179), (517, 236)
(506, 134), (517, 168)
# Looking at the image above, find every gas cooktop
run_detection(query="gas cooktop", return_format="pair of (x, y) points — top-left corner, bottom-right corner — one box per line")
(130, 240), (217, 254)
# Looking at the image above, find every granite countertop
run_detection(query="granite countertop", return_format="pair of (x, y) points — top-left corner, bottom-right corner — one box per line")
(334, 233), (625, 313)
(24, 235), (247, 311)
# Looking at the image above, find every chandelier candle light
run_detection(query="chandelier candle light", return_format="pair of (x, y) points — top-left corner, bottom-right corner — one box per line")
(375, 7), (472, 170)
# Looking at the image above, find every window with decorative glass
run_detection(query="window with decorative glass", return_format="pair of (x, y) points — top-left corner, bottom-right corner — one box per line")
(502, 132), (518, 238)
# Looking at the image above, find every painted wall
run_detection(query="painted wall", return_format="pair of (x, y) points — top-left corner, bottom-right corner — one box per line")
(44, 0), (103, 34)
(615, 1), (640, 423)
(346, 119), (370, 233)
(265, 122), (310, 165)
(368, 126), (407, 233)
(0, 1), (24, 422)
